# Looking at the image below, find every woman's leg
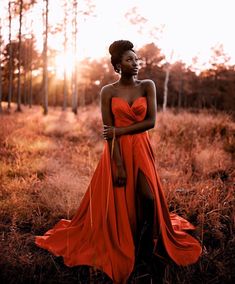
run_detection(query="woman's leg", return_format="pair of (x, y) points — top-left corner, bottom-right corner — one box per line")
(135, 169), (155, 262)
(134, 170), (167, 284)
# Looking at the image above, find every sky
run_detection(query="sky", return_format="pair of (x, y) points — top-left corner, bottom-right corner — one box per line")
(83, 0), (235, 69)
(1, 0), (235, 71)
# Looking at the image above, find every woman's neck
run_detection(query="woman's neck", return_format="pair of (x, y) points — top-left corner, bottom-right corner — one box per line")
(119, 76), (137, 86)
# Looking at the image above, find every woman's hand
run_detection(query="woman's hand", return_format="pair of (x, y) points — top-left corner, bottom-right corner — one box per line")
(103, 125), (114, 140)
(114, 164), (127, 188)
(103, 125), (116, 140)
(103, 125), (124, 140)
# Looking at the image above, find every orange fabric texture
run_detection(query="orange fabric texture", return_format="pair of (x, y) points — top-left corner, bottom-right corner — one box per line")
(35, 97), (202, 283)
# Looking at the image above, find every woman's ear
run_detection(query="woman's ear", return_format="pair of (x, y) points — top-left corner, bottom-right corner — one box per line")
(116, 64), (121, 73)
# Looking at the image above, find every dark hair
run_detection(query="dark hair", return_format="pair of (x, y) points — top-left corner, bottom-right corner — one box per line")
(109, 40), (135, 73)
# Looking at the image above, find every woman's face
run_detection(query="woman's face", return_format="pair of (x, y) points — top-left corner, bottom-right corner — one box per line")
(119, 50), (139, 76)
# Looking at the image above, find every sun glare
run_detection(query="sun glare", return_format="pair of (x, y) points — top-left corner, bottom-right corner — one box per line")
(55, 51), (75, 79)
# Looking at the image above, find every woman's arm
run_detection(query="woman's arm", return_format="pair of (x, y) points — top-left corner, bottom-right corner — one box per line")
(104, 80), (157, 138)
(100, 85), (126, 187)
(100, 85), (123, 164)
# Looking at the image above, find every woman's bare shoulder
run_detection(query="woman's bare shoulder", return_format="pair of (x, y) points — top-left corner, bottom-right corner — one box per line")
(140, 79), (156, 100)
(140, 79), (156, 88)
(100, 83), (115, 101)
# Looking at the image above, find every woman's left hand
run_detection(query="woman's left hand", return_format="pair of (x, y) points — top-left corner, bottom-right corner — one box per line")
(103, 125), (115, 140)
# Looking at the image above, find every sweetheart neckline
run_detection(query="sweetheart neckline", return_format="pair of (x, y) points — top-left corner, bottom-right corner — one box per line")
(112, 96), (146, 108)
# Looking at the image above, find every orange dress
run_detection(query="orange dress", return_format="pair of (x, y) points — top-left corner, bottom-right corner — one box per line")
(35, 96), (202, 283)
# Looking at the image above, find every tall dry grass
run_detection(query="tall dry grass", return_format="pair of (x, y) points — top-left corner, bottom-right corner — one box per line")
(0, 104), (234, 284)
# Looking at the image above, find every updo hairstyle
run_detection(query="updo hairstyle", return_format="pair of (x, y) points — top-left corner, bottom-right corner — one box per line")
(109, 40), (135, 73)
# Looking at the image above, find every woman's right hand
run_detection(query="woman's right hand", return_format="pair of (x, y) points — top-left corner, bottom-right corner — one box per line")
(114, 164), (127, 188)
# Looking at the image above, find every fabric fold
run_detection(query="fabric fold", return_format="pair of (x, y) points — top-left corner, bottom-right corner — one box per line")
(35, 96), (202, 284)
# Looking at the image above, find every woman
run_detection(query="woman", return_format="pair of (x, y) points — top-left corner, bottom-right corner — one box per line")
(35, 40), (202, 283)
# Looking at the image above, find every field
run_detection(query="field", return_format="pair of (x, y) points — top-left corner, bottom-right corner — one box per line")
(0, 104), (234, 284)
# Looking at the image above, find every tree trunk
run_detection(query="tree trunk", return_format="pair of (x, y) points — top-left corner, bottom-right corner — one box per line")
(29, 36), (33, 108)
(72, 0), (78, 114)
(16, 0), (23, 112)
(178, 75), (183, 110)
(62, 1), (67, 111)
(43, 0), (49, 115)
(23, 39), (27, 105)
(8, 1), (13, 110)
(0, 18), (2, 113)
(28, 19), (33, 108)
(163, 63), (170, 112)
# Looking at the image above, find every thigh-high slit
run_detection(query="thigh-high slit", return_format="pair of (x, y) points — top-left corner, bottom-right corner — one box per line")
(135, 169), (155, 261)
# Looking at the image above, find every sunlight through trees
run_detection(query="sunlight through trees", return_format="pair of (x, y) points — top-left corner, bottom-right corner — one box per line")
(0, 0), (234, 114)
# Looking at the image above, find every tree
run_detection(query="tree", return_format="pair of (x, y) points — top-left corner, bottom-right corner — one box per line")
(62, 0), (68, 111)
(0, 18), (2, 113)
(163, 62), (170, 112)
(42, 0), (49, 115)
(168, 61), (186, 109)
(14, 0), (36, 111)
(210, 43), (231, 71)
(16, 0), (23, 112)
(2, 38), (39, 84)
(137, 43), (164, 77)
(163, 50), (174, 112)
(28, 30), (33, 108)
(23, 34), (27, 105)
(72, 0), (78, 114)
(195, 44), (234, 110)
(8, 1), (13, 110)
(21, 36), (37, 107)
(78, 57), (112, 104)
